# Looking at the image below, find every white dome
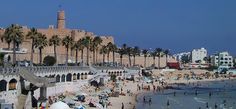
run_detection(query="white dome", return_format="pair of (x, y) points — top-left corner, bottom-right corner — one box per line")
(49, 101), (70, 109)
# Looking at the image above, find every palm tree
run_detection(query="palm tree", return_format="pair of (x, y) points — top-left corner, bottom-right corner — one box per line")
(117, 44), (127, 66)
(132, 46), (140, 66)
(126, 47), (133, 67)
(35, 33), (48, 65)
(62, 35), (73, 66)
(49, 35), (61, 64)
(93, 37), (103, 63)
(90, 41), (96, 64)
(155, 48), (162, 69)
(100, 45), (108, 66)
(78, 39), (85, 65)
(118, 48), (125, 66)
(150, 51), (157, 66)
(108, 43), (117, 65)
(163, 49), (170, 67)
(106, 42), (113, 64)
(70, 37), (75, 57)
(142, 49), (148, 68)
(73, 40), (82, 65)
(83, 36), (92, 65)
(26, 28), (39, 65)
(3, 24), (24, 65)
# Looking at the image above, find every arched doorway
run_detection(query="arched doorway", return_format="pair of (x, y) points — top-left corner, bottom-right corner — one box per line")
(73, 73), (77, 80)
(61, 74), (66, 82)
(56, 75), (60, 82)
(84, 73), (88, 79)
(81, 73), (84, 80)
(0, 80), (7, 92)
(9, 78), (17, 90)
(77, 73), (80, 80)
(66, 73), (72, 82)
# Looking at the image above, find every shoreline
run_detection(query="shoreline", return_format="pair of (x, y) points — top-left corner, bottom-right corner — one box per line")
(131, 77), (236, 109)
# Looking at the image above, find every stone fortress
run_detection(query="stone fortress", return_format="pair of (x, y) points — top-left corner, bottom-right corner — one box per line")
(0, 10), (114, 64)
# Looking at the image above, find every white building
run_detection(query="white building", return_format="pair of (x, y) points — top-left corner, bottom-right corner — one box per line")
(211, 52), (233, 68)
(191, 48), (207, 64)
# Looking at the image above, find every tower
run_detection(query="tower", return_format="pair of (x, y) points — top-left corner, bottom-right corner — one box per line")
(57, 10), (65, 29)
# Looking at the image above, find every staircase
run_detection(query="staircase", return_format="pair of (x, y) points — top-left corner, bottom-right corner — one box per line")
(18, 68), (55, 87)
(89, 66), (107, 82)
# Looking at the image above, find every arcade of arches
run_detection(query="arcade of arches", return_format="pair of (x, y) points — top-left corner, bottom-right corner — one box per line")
(53, 73), (88, 83)
(0, 78), (17, 92)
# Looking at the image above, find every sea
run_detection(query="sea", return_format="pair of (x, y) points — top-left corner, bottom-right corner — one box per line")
(136, 79), (236, 109)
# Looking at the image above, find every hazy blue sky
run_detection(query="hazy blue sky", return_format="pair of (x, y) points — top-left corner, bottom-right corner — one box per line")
(0, 0), (235, 56)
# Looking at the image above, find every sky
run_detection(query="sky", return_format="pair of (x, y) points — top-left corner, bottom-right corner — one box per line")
(0, 0), (235, 56)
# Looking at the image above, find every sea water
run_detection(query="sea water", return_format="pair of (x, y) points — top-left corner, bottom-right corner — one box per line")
(136, 79), (236, 109)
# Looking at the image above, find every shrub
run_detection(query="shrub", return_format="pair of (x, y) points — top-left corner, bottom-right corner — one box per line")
(43, 55), (56, 66)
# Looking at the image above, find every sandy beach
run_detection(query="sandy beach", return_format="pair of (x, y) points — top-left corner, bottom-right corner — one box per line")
(107, 69), (235, 109)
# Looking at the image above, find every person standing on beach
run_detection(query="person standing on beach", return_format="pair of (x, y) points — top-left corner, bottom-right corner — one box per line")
(149, 97), (152, 105)
(167, 99), (170, 107)
(214, 103), (217, 109)
(121, 102), (124, 109)
(143, 96), (146, 103)
(209, 92), (212, 98)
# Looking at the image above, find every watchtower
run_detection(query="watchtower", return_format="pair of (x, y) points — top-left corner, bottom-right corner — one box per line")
(57, 10), (65, 29)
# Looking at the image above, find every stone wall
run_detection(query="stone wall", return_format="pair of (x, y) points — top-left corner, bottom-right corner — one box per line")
(0, 27), (114, 64)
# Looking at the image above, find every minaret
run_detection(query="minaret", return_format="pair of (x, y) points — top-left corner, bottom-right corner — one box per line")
(57, 10), (65, 29)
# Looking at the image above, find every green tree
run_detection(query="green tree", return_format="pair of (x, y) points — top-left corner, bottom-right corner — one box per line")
(90, 41), (96, 64)
(142, 49), (148, 68)
(43, 55), (56, 66)
(3, 24), (24, 65)
(100, 45), (108, 66)
(150, 51), (157, 66)
(93, 37), (103, 63)
(73, 39), (84, 65)
(126, 47), (133, 66)
(106, 42), (112, 64)
(155, 48), (162, 69)
(49, 35), (61, 64)
(118, 48), (125, 66)
(78, 39), (85, 65)
(35, 33), (48, 65)
(107, 42), (117, 65)
(163, 49), (170, 67)
(83, 36), (92, 65)
(26, 28), (39, 65)
(62, 35), (73, 66)
(132, 46), (140, 66)
(70, 36), (75, 57)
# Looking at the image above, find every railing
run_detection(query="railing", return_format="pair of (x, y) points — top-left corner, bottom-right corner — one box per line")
(0, 66), (90, 74)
